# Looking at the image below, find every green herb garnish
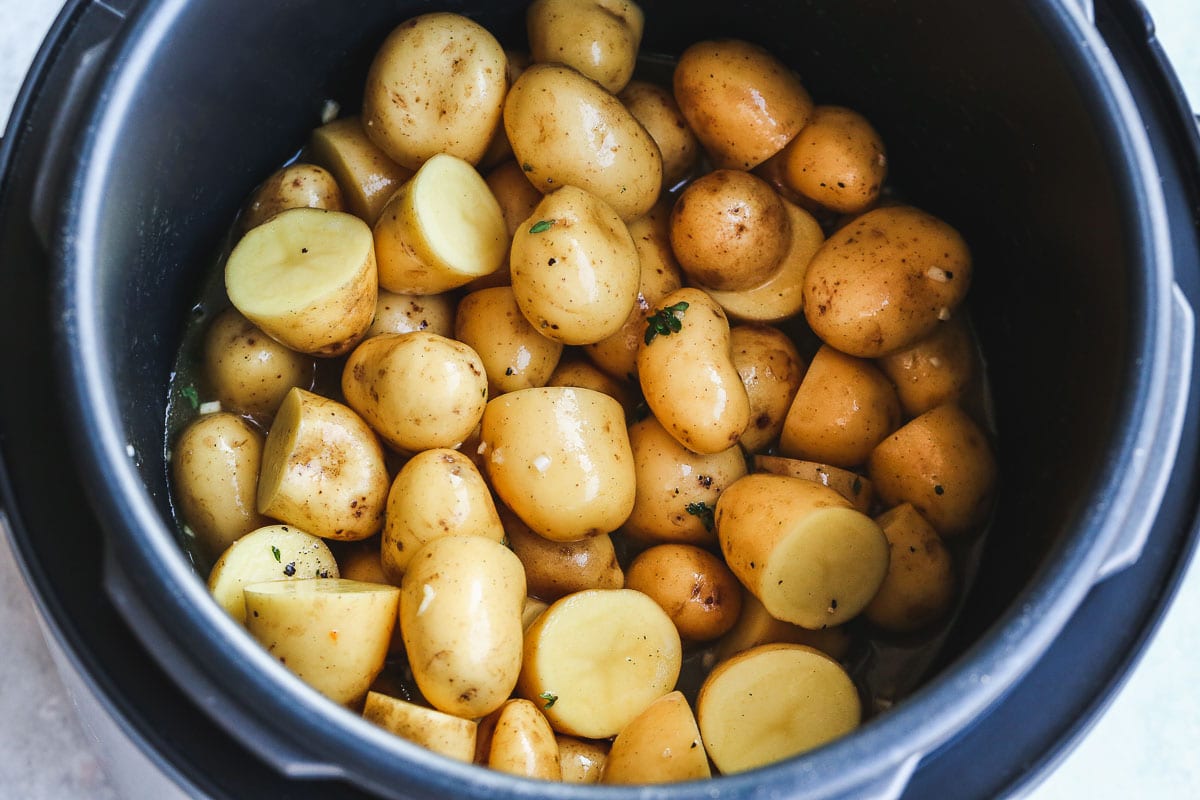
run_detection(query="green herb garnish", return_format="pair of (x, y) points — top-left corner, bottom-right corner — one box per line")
(539, 691), (558, 709)
(529, 219), (555, 234)
(181, 385), (200, 410)
(644, 302), (689, 345)
(522, 163), (534, 172)
(271, 545), (281, 562)
(686, 501), (715, 532)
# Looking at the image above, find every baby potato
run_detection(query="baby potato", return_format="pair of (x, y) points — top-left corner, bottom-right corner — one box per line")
(546, 358), (636, 419)
(203, 308), (316, 420)
(713, 592), (851, 664)
(730, 324), (807, 453)
(779, 344), (901, 468)
(501, 506), (624, 601)
(373, 154), (508, 294)
(504, 63), (662, 220)
(477, 698), (562, 780)
(527, 0), (644, 93)
(557, 736), (608, 784)
(366, 290), (455, 339)
(637, 288), (751, 454)
(510, 185), (640, 345)
(670, 169), (790, 292)
(380, 449), (504, 583)
(602, 691), (709, 784)
(171, 411), (269, 561)
(716, 474), (889, 629)
(619, 80), (701, 188)
(225, 207), (377, 357)
(877, 315), (977, 416)
(803, 205), (972, 358)
(625, 544), (743, 642)
(341, 332), (488, 454)
(455, 287), (564, 395)
(674, 39), (813, 170)
(361, 13), (508, 169)
(308, 116), (413, 224)
(400, 535), (526, 718)
(517, 588), (682, 739)
(476, 53), (533, 173)
(754, 455), (874, 514)
(868, 404), (998, 537)
(697, 643), (861, 773)
(464, 159), (546, 292)
(363, 691), (477, 764)
(257, 388), (389, 541)
(240, 163), (343, 232)
(482, 387), (635, 542)
(778, 106), (887, 215)
(207, 524), (338, 623)
(623, 415), (747, 546)
(865, 504), (956, 633)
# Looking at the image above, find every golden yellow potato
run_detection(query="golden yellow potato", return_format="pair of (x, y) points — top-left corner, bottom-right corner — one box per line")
(363, 692), (477, 763)
(476, 53), (532, 173)
(619, 80), (701, 187)
(481, 387), (636, 541)
(455, 287), (564, 395)
(240, 163), (343, 233)
(517, 588), (682, 738)
(674, 39), (813, 170)
(203, 308), (315, 420)
(602, 691), (709, 784)
(625, 544), (743, 642)
(730, 324), (807, 453)
(876, 315), (977, 416)
(716, 474), (889, 628)
(803, 205), (972, 357)
(623, 415), (747, 546)
(400, 535), (526, 718)
(527, 0), (644, 93)
(504, 63), (662, 220)
(308, 116), (413, 224)
(341, 332), (488, 454)
(546, 358), (636, 419)
(361, 13), (508, 169)
(258, 388), (389, 541)
(867, 404), (998, 537)
(779, 106), (887, 215)
(464, 159), (546, 291)
(225, 207), (376, 357)
(380, 449), (504, 582)
(510, 185), (640, 345)
(365, 290), (455, 339)
(754, 455), (874, 514)
(713, 592), (851, 664)
(207, 524), (338, 623)
(779, 344), (901, 468)
(556, 736), (608, 783)
(697, 644), (860, 773)
(171, 411), (269, 561)
(637, 288), (751, 454)
(865, 504), (956, 633)
(670, 169), (790, 292)
(501, 506), (624, 601)
(478, 698), (562, 780)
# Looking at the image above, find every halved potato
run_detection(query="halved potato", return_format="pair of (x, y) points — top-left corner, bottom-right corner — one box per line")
(207, 524), (339, 623)
(602, 691), (709, 784)
(363, 691), (477, 763)
(477, 698), (562, 780)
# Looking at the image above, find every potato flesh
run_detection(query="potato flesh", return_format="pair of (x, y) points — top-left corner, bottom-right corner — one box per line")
(363, 691), (477, 763)
(207, 524), (339, 623)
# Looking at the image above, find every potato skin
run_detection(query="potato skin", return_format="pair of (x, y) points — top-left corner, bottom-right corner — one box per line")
(876, 315), (977, 416)
(779, 106), (887, 215)
(366, 290), (455, 339)
(501, 506), (624, 601)
(456, 287), (564, 394)
(478, 698), (563, 779)
(865, 504), (956, 632)
(730, 324), (807, 454)
(241, 163), (343, 232)
(625, 544), (743, 642)
(527, 0), (644, 93)
(309, 116), (413, 224)
(619, 80), (700, 188)
(203, 308), (315, 420)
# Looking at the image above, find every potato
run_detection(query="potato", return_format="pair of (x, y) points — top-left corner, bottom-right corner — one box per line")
(244, 578), (399, 706)
(365, 290), (455, 339)
(696, 643), (860, 773)
(517, 588), (682, 738)
(363, 691), (477, 763)
(476, 54), (533, 173)
(876, 315), (977, 416)
(625, 544), (743, 642)
(526, 0), (644, 93)
(381, 449), (504, 582)
(171, 411), (269, 561)
(207, 524), (338, 623)
(203, 308), (316, 420)
(619, 80), (701, 188)
(670, 169), (790, 292)
(778, 106), (887, 215)
(455, 287), (564, 395)
(504, 63), (662, 220)
(865, 504), (956, 633)
(308, 116), (413, 224)
(779, 344), (901, 468)
(225, 207), (376, 357)
(373, 154), (507, 294)
(481, 387), (635, 541)
(637, 288), (751, 454)
(674, 40), (813, 170)
(240, 163), (344, 232)
(713, 592), (851, 664)
(510, 185), (640, 345)
(716, 474), (889, 628)
(557, 736), (608, 783)
(622, 415), (747, 546)
(730, 324), (807, 453)
(602, 691), (709, 784)
(522, 597), (551, 630)
(341, 332), (488, 454)
(400, 535), (526, 718)
(361, 13), (508, 169)
(803, 205), (972, 357)
(334, 538), (390, 585)
(257, 388), (389, 541)
(867, 404), (998, 537)
(546, 358), (636, 419)
(463, 159), (545, 292)
(502, 506), (624, 601)
(478, 699), (562, 780)
(754, 455), (874, 514)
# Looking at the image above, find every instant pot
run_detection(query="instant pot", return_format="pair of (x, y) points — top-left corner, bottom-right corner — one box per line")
(2, 0), (1199, 797)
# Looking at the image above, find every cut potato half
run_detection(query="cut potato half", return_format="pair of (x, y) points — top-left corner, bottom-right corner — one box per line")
(363, 691), (477, 763)
(207, 524), (338, 623)
(602, 691), (709, 784)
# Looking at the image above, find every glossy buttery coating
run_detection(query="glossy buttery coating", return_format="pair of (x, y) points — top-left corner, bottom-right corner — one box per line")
(203, 308), (316, 420)
(526, 0), (644, 93)
(455, 286), (564, 395)
(779, 105), (887, 215)
(730, 324), (807, 454)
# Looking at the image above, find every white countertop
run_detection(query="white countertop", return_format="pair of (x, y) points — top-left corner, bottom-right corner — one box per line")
(1, 1), (1198, 798)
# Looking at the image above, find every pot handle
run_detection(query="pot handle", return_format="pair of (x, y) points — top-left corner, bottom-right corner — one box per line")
(1095, 283), (1195, 582)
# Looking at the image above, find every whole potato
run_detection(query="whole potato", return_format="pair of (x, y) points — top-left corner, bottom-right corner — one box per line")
(803, 205), (972, 357)
(456, 287), (564, 395)
(730, 324), (807, 453)
(308, 116), (413, 224)
(603, 691), (709, 784)
(619, 80), (701, 188)
(876, 315), (977, 416)
(526, 0), (644, 93)
(557, 736), (608, 784)
(779, 106), (887, 215)
(865, 504), (956, 633)
(478, 698), (562, 780)
(504, 63), (662, 220)
(365, 290), (456, 339)
(203, 307), (315, 420)
(501, 506), (624, 601)
(240, 163), (344, 232)
(625, 544), (743, 642)
(546, 358), (636, 419)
